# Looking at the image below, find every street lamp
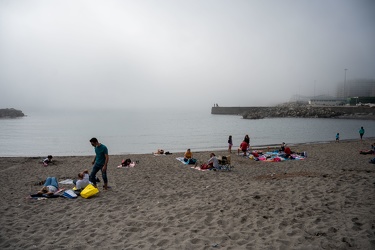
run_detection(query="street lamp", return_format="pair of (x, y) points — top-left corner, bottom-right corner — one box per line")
(344, 68), (348, 97)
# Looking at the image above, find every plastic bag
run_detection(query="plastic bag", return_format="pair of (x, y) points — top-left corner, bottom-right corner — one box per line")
(80, 184), (99, 199)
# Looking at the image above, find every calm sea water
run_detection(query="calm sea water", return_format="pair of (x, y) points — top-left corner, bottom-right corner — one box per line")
(0, 109), (374, 157)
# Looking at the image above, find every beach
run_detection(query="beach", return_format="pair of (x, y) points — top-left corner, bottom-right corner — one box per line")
(0, 139), (375, 249)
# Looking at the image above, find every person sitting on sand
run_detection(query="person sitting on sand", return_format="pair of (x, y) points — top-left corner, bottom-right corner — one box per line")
(237, 140), (249, 156)
(183, 149), (197, 164)
(284, 146), (294, 159)
(360, 143), (375, 155)
(73, 169), (90, 190)
(279, 142), (286, 152)
(200, 153), (219, 170)
(37, 177), (59, 196)
(42, 155), (53, 166)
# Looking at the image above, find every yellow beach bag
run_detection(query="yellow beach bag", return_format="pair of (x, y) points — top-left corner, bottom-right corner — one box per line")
(80, 184), (99, 199)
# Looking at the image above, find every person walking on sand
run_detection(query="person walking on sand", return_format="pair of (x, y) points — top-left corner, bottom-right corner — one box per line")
(359, 127), (365, 140)
(228, 135), (233, 154)
(336, 133), (340, 143)
(89, 137), (109, 190)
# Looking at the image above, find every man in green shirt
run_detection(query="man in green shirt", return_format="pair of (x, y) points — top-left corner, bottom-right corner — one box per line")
(89, 137), (109, 190)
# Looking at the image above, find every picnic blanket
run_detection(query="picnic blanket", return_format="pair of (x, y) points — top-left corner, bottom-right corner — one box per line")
(249, 151), (306, 162)
(176, 157), (208, 171)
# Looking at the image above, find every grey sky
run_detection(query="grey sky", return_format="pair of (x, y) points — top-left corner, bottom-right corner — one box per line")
(1, 0), (374, 112)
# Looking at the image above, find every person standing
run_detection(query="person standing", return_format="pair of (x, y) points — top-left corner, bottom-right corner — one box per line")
(89, 137), (109, 190)
(244, 134), (250, 150)
(336, 133), (340, 143)
(359, 127), (365, 140)
(228, 135), (233, 153)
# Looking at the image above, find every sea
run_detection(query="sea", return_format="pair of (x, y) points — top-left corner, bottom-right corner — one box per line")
(1, 109), (374, 157)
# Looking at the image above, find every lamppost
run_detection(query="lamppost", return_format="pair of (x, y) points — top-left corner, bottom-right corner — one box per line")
(314, 80), (316, 99)
(344, 68), (348, 97)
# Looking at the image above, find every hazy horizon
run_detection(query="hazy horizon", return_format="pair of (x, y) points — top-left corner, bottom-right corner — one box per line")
(1, 0), (374, 113)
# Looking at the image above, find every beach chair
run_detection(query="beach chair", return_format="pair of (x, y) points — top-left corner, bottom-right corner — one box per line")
(217, 155), (233, 171)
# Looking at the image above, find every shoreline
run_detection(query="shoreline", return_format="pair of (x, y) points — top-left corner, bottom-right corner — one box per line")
(1, 137), (374, 158)
(1, 139), (375, 249)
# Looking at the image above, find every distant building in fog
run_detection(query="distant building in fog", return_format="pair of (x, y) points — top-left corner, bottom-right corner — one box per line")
(337, 79), (375, 98)
(308, 95), (346, 106)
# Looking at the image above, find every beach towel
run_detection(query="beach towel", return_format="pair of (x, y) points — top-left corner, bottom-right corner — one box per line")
(249, 151), (306, 162)
(176, 157), (196, 165)
(190, 166), (209, 171)
(176, 157), (189, 164)
(59, 179), (74, 185)
(62, 189), (78, 199)
(28, 188), (65, 199)
(117, 162), (136, 168)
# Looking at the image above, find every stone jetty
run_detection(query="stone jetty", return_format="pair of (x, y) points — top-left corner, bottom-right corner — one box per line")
(211, 103), (375, 120)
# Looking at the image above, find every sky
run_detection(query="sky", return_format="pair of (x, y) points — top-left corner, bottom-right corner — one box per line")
(1, 0), (374, 113)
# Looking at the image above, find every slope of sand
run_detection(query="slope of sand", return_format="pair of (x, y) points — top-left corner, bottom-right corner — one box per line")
(0, 139), (375, 249)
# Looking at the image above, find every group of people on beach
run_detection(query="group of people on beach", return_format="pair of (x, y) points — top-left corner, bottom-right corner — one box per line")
(36, 125), (372, 196)
(336, 126), (366, 143)
(36, 137), (109, 197)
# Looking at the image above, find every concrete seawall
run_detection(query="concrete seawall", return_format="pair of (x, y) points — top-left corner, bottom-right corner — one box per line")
(211, 106), (375, 117)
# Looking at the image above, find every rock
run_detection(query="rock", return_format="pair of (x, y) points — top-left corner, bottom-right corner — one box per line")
(0, 108), (25, 118)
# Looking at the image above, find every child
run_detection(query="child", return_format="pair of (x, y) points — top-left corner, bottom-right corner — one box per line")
(42, 155), (53, 166)
(336, 133), (340, 143)
(117, 158), (137, 168)
(228, 135), (233, 154)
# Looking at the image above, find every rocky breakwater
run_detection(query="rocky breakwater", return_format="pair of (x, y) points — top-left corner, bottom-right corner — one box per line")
(0, 108), (25, 118)
(243, 105), (344, 119)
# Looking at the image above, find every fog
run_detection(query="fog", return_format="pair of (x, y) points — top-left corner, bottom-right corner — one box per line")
(1, 0), (374, 113)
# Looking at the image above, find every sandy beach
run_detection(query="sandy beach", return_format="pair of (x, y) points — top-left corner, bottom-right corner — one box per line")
(0, 139), (375, 249)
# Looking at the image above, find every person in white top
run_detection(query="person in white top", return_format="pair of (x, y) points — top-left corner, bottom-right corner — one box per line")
(74, 170), (90, 190)
(208, 153), (219, 169)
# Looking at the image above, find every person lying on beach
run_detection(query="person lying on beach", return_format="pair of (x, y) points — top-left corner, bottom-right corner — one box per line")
(237, 140), (249, 156)
(200, 153), (219, 170)
(42, 155), (53, 166)
(117, 159), (137, 168)
(73, 170), (90, 190)
(360, 143), (375, 155)
(183, 149), (197, 164)
(121, 158), (132, 167)
(37, 177), (59, 196)
(154, 149), (164, 155)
